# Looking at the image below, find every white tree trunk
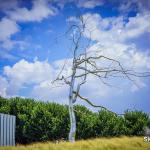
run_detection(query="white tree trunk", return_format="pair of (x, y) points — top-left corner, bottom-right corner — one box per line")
(68, 68), (76, 142)
(68, 97), (76, 142)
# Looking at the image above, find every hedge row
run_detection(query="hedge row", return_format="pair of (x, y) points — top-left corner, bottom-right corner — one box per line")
(0, 96), (149, 144)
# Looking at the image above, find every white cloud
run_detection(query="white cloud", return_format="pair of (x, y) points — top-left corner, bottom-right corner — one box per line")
(119, 0), (150, 13)
(0, 76), (8, 97)
(0, 17), (19, 40)
(80, 13), (150, 68)
(0, 57), (118, 102)
(0, 17), (19, 49)
(0, 10), (150, 104)
(122, 13), (150, 40)
(0, 52), (149, 105)
(3, 59), (54, 96)
(4, 59), (54, 84)
(68, 12), (150, 92)
(0, 17), (30, 50)
(27, 12), (150, 102)
(81, 13), (150, 43)
(0, 0), (57, 50)
(31, 81), (68, 102)
(7, 0), (56, 22)
(50, 0), (103, 9)
(77, 0), (103, 8)
(0, 16), (32, 50)
(0, 58), (71, 102)
(0, 55), (142, 102)
(2, 10), (150, 99)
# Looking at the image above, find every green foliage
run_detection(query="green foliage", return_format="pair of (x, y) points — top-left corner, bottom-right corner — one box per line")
(124, 110), (149, 135)
(95, 110), (126, 137)
(147, 118), (150, 128)
(0, 96), (149, 144)
(75, 105), (98, 139)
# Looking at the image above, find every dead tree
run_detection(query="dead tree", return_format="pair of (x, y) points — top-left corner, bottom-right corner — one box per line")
(52, 16), (150, 142)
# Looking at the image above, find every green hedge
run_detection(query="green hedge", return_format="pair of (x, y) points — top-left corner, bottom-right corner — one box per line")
(0, 96), (149, 144)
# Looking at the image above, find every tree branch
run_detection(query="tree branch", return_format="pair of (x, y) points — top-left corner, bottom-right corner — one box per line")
(73, 91), (124, 116)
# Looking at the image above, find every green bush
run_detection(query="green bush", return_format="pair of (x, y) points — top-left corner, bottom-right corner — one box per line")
(124, 110), (149, 135)
(0, 96), (149, 144)
(95, 110), (126, 137)
(147, 119), (150, 128)
(75, 105), (97, 139)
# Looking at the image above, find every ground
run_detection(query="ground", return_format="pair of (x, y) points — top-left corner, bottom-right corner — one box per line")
(0, 136), (150, 150)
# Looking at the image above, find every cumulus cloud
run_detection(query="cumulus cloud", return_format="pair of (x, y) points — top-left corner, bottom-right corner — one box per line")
(0, 52), (148, 102)
(123, 13), (150, 40)
(68, 12), (150, 92)
(0, 0), (57, 50)
(77, 0), (104, 8)
(0, 1), (150, 107)
(31, 82), (68, 103)
(119, 0), (150, 13)
(0, 58), (70, 101)
(51, 0), (103, 9)
(1, 11), (150, 101)
(0, 17), (20, 49)
(81, 13), (150, 61)
(6, 0), (56, 22)
(0, 57), (121, 103)
(3, 59), (54, 96)
(0, 76), (8, 97)
(1, 57), (74, 99)
(4, 59), (54, 83)
(81, 13), (150, 44)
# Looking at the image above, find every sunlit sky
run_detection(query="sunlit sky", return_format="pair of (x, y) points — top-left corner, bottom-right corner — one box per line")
(0, 0), (150, 114)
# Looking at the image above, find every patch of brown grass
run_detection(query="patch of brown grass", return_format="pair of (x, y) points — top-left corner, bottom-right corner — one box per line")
(0, 136), (150, 150)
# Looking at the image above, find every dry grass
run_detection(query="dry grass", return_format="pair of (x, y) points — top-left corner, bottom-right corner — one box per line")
(0, 136), (150, 150)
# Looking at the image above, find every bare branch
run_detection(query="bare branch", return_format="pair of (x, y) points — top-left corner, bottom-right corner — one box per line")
(52, 75), (71, 85)
(73, 91), (124, 116)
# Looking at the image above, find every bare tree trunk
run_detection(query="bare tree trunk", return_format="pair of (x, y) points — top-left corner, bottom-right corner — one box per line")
(68, 69), (76, 142)
(68, 97), (76, 142)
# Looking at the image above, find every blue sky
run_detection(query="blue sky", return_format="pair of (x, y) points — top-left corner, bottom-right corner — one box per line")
(0, 0), (150, 114)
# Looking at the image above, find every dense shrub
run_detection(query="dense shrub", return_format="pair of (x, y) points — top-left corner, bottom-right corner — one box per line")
(124, 110), (149, 135)
(0, 96), (149, 144)
(95, 110), (126, 137)
(75, 105), (98, 139)
(147, 119), (150, 128)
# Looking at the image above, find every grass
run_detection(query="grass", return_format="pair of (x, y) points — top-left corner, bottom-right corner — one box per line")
(0, 136), (150, 150)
